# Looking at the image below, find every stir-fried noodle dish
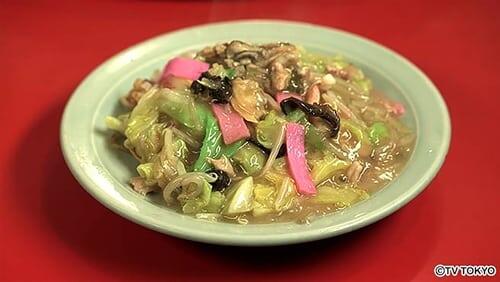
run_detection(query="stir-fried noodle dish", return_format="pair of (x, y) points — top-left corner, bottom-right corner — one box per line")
(106, 41), (415, 224)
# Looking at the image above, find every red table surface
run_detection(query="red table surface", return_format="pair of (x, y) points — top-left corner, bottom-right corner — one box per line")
(1, 0), (499, 281)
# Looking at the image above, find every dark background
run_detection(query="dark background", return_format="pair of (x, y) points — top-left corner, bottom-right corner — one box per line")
(1, 0), (499, 281)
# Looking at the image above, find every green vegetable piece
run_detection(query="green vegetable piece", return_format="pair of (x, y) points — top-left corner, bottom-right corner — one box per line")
(193, 105), (223, 172)
(205, 191), (225, 213)
(182, 180), (212, 214)
(173, 138), (189, 163)
(274, 177), (296, 212)
(226, 68), (236, 79)
(135, 162), (158, 186)
(342, 120), (365, 142)
(105, 116), (126, 133)
(123, 88), (210, 162)
(224, 176), (254, 215)
(221, 140), (246, 157)
(286, 109), (306, 122)
(310, 156), (349, 184)
(342, 119), (374, 154)
(158, 88), (204, 136)
(123, 91), (163, 161)
(353, 79), (373, 93)
(262, 157), (289, 185)
(136, 163), (154, 179)
(304, 124), (326, 151)
(369, 122), (389, 145)
(232, 143), (266, 175)
(252, 184), (276, 217)
(308, 186), (369, 207)
(256, 111), (287, 149)
(298, 48), (348, 74)
(193, 104), (246, 172)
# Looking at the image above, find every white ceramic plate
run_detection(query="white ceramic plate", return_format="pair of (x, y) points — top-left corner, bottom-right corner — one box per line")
(61, 20), (451, 246)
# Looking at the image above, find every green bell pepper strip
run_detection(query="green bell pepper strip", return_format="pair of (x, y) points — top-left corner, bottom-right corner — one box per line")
(222, 139), (246, 156)
(193, 104), (246, 172)
(225, 68), (236, 79)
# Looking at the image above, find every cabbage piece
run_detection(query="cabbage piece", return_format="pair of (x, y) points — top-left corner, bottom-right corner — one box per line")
(353, 79), (372, 93)
(124, 89), (166, 162)
(232, 143), (266, 175)
(298, 49), (349, 74)
(129, 128), (188, 192)
(253, 184), (275, 217)
(263, 157), (288, 185)
(224, 177), (254, 215)
(342, 119), (372, 155)
(310, 155), (349, 184)
(181, 180), (212, 214)
(124, 121), (165, 163)
(252, 178), (297, 216)
(150, 128), (187, 188)
(205, 191), (225, 213)
(275, 177), (297, 211)
(309, 186), (369, 207)
(105, 114), (128, 133)
(258, 109), (325, 151)
(157, 88), (204, 137)
(256, 111), (287, 149)
(136, 163), (156, 186)
(342, 120), (366, 142)
(123, 87), (204, 162)
(299, 50), (372, 94)
(173, 137), (189, 163)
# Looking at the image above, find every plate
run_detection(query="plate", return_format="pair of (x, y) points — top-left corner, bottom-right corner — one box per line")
(61, 20), (451, 246)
